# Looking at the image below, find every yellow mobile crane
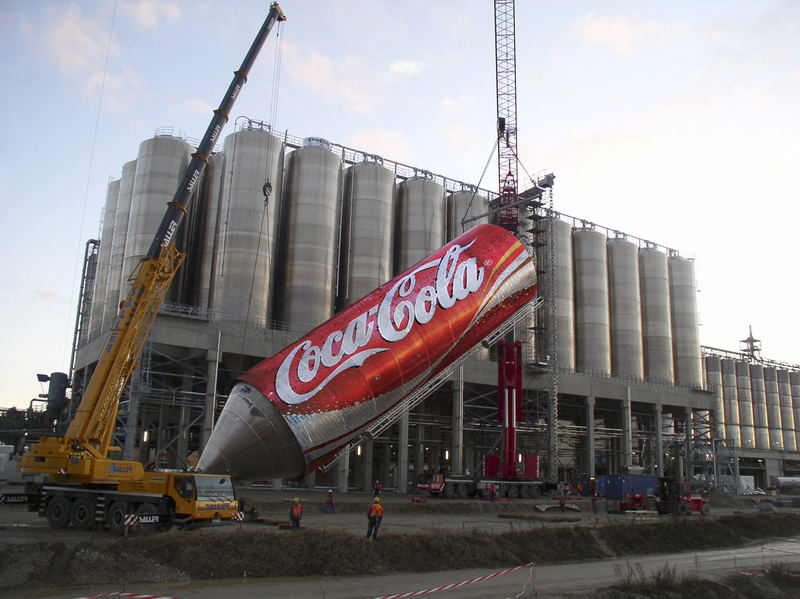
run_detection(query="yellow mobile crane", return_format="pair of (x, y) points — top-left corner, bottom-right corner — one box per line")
(19, 3), (286, 534)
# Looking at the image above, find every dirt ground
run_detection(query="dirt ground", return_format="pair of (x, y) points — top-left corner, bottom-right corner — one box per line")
(1, 483), (798, 597)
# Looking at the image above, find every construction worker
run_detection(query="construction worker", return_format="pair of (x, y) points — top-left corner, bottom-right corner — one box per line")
(325, 489), (336, 514)
(373, 480), (382, 498)
(559, 491), (566, 512)
(367, 497), (383, 540)
(289, 497), (302, 529)
(592, 492), (599, 521)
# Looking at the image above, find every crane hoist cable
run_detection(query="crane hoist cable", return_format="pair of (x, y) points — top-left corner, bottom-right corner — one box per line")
(459, 137), (498, 236)
(67, 0), (119, 378)
(241, 18), (285, 357)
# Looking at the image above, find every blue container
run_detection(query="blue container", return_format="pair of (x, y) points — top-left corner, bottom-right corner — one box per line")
(604, 474), (657, 499)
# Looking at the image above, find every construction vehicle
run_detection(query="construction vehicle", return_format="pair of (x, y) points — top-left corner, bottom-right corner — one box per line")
(654, 477), (710, 516)
(417, 452), (545, 499)
(16, 3), (286, 534)
(597, 473), (658, 512)
(417, 343), (547, 500)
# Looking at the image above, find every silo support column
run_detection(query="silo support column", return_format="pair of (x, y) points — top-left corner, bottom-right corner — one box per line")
(622, 390), (632, 468)
(398, 411), (409, 494)
(452, 366), (464, 474)
(361, 439), (374, 492)
(654, 404), (664, 475)
(177, 406), (189, 464)
(416, 425), (425, 477)
(202, 335), (221, 451)
(586, 396), (596, 477)
(337, 449), (350, 493)
(684, 407), (693, 481)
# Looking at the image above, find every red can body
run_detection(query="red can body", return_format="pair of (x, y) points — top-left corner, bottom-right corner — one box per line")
(198, 224), (537, 479)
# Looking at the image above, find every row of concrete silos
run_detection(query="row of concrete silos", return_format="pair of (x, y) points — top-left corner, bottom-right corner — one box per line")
(705, 357), (800, 451)
(536, 217), (703, 388)
(88, 128), (492, 336)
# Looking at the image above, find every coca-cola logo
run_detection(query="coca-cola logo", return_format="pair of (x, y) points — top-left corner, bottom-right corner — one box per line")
(275, 240), (484, 405)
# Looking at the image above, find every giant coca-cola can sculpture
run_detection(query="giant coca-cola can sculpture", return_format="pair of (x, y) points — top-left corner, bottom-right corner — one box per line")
(198, 224), (537, 479)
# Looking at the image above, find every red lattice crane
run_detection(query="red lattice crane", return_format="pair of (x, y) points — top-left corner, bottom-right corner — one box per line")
(493, 0), (525, 481)
(494, 0), (519, 234)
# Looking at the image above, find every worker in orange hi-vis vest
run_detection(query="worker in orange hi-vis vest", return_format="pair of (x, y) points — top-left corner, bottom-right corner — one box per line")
(367, 497), (383, 540)
(290, 497), (302, 529)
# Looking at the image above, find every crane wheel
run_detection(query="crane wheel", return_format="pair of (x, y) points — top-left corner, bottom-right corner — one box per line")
(674, 502), (688, 516)
(456, 484), (469, 499)
(519, 485), (532, 499)
(107, 501), (129, 536)
(46, 496), (72, 528)
(444, 484), (456, 499)
(700, 502), (710, 516)
(507, 485), (519, 499)
(70, 497), (95, 531)
(530, 485), (542, 499)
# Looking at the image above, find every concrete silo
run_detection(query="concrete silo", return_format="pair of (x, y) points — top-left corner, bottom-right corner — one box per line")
(394, 177), (445, 273)
(778, 370), (797, 452)
(705, 356), (726, 440)
(339, 161), (395, 308)
(123, 135), (193, 305)
(193, 152), (225, 312)
(572, 227), (610, 376)
(764, 367), (783, 450)
(536, 216), (574, 370)
(749, 364), (769, 449)
(207, 128), (284, 325)
(447, 188), (488, 240)
(274, 139), (342, 329)
(668, 255), (702, 387)
(639, 247), (673, 383)
(736, 361), (755, 449)
(89, 178), (119, 335)
(105, 160), (136, 326)
(607, 236), (643, 379)
(721, 359), (741, 447)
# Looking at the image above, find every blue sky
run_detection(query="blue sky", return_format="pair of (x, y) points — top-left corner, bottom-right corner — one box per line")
(1, 1), (798, 409)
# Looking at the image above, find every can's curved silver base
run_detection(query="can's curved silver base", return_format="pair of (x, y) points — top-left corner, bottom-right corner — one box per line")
(197, 382), (305, 480)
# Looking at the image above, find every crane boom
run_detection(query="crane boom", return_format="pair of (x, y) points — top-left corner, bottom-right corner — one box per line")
(494, 0), (519, 234)
(22, 2), (286, 471)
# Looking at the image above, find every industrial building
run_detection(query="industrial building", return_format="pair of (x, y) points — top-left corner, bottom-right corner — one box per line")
(68, 119), (800, 493)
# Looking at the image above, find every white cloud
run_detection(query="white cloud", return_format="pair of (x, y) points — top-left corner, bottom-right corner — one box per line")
(440, 95), (476, 114)
(282, 42), (430, 119)
(390, 59), (424, 76)
(183, 99), (213, 116)
(573, 13), (689, 55)
(46, 5), (112, 77)
(121, 0), (180, 29)
(38, 4), (139, 112)
(343, 129), (416, 165)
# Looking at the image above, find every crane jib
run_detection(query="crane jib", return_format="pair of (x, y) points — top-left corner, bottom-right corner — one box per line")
(145, 3), (285, 259)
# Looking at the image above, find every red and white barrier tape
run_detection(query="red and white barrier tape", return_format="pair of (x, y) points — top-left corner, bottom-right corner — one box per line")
(76, 593), (181, 599)
(373, 562), (536, 599)
(737, 545), (800, 577)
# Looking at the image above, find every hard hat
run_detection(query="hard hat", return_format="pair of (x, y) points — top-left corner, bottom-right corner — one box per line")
(374, 497), (380, 503)
(293, 497), (299, 502)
